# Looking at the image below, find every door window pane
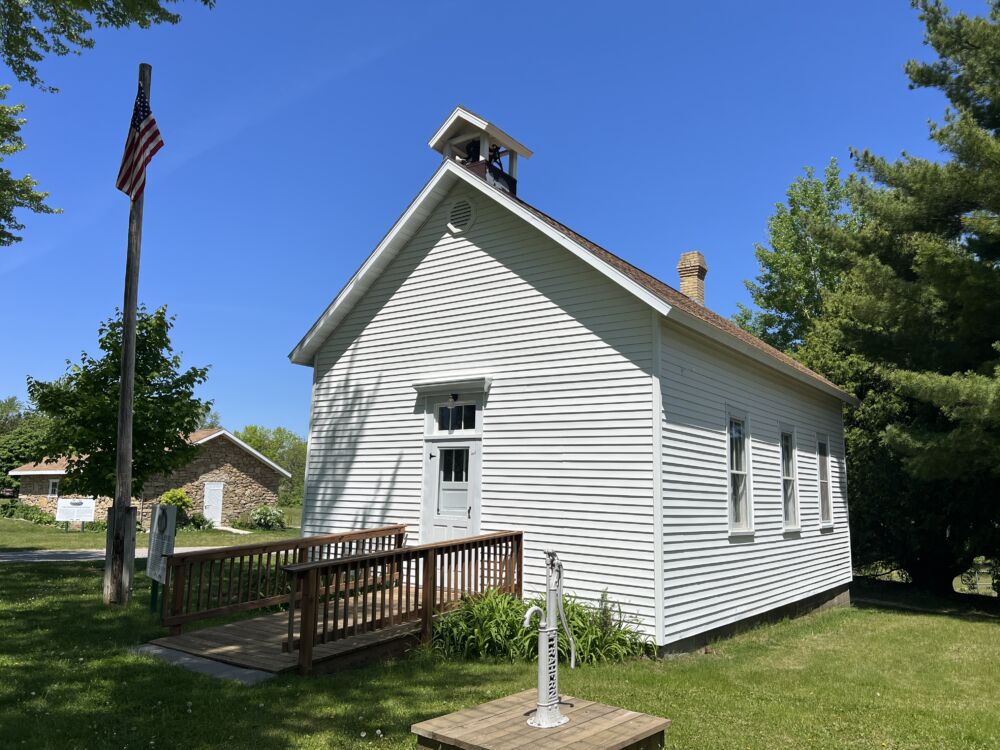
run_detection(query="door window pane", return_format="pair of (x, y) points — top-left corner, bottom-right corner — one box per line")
(438, 447), (469, 515)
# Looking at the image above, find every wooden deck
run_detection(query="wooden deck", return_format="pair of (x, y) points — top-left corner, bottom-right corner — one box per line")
(411, 689), (671, 750)
(151, 610), (421, 673)
(149, 583), (457, 674)
(152, 529), (524, 676)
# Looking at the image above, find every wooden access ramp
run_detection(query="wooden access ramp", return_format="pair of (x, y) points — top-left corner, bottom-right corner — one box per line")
(149, 529), (524, 676)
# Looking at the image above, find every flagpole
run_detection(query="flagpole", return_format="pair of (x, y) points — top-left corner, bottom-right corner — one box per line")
(103, 62), (150, 605)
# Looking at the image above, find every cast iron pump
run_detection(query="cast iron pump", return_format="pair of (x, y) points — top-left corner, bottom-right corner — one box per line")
(522, 550), (577, 728)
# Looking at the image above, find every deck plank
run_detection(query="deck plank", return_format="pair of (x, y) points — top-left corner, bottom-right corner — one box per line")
(149, 586), (425, 673)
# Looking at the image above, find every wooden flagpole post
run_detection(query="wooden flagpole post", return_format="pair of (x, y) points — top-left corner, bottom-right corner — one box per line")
(103, 62), (151, 605)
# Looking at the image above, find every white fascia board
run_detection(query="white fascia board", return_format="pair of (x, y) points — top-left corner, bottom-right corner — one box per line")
(666, 307), (860, 406)
(8, 468), (66, 476)
(195, 429), (293, 478)
(288, 162), (458, 366)
(412, 373), (494, 395)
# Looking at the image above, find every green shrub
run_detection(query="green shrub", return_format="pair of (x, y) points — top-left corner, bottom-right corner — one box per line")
(7, 503), (56, 526)
(234, 505), (285, 531)
(433, 588), (653, 664)
(159, 489), (193, 517)
(185, 512), (213, 530)
(249, 505), (285, 530)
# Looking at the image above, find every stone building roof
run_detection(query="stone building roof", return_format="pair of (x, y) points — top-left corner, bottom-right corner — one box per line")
(8, 428), (291, 478)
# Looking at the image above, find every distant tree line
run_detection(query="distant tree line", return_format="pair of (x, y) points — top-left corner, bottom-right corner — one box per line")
(736, 0), (1000, 593)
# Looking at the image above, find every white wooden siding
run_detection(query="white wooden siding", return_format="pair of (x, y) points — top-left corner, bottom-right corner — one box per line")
(659, 319), (852, 645)
(303, 183), (658, 630)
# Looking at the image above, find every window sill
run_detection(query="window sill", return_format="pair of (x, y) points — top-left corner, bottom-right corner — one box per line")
(782, 526), (802, 535)
(728, 529), (755, 540)
(819, 522), (835, 531)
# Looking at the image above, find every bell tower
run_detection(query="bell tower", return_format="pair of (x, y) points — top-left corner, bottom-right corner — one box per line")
(429, 106), (533, 195)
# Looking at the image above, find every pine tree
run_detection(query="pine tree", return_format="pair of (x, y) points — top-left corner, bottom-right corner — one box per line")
(811, 0), (1000, 592)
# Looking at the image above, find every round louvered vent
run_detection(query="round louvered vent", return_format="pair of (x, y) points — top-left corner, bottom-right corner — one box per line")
(447, 199), (475, 233)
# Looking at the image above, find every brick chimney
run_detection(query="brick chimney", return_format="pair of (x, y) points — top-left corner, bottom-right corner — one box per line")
(676, 251), (708, 305)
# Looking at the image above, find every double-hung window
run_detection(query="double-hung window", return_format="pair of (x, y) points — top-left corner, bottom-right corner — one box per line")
(47, 479), (60, 498)
(818, 438), (833, 525)
(728, 415), (751, 532)
(780, 430), (799, 529)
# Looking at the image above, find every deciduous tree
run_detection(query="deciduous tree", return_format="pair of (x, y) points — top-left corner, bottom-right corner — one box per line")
(27, 306), (210, 499)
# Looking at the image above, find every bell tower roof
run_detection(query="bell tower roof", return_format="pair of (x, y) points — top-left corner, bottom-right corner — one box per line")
(428, 106), (533, 160)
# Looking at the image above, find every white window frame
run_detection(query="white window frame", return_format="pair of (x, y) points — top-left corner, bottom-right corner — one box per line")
(47, 479), (60, 498)
(725, 407), (754, 536)
(817, 433), (834, 527)
(429, 398), (482, 438)
(778, 423), (800, 532)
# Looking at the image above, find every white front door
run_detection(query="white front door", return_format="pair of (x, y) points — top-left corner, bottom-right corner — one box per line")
(424, 441), (480, 541)
(203, 481), (224, 526)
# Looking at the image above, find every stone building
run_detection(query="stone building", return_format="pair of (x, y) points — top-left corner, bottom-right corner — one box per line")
(9, 427), (290, 528)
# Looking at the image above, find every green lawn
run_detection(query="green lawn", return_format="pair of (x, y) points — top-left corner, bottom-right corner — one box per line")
(0, 562), (997, 749)
(0, 517), (300, 551)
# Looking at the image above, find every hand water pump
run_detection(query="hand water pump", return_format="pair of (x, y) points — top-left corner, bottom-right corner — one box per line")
(522, 550), (576, 728)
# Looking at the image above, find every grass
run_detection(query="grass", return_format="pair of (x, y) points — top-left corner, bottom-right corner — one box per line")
(0, 562), (998, 749)
(0, 517), (299, 551)
(280, 503), (303, 529)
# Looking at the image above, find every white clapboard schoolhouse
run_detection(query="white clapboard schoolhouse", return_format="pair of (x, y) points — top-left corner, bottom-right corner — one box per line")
(290, 107), (856, 651)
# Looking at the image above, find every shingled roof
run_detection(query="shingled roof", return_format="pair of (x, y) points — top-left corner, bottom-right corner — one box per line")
(508, 192), (848, 398)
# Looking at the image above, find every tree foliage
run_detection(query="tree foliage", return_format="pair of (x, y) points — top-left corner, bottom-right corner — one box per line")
(0, 397), (50, 490)
(235, 425), (306, 506)
(741, 0), (1000, 592)
(0, 0), (215, 92)
(27, 306), (210, 499)
(0, 0), (214, 247)
(734, 159), (859, 352)
(0, 85), (57, 247)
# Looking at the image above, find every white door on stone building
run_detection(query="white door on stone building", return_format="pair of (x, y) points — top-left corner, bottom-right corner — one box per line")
(203, 481), (224, 526)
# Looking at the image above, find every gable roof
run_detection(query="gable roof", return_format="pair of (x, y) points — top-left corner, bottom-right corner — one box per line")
(428, 106), (534, 159)
(289, 159), (857, 405)
(8, 428), (292, 479)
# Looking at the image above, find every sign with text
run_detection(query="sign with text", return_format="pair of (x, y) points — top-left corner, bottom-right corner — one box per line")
(147, 504), (177, 584)
(55, 498), (96, 523)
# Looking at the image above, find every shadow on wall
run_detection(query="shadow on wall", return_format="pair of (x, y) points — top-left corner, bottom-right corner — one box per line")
(302, 351), (403, 535)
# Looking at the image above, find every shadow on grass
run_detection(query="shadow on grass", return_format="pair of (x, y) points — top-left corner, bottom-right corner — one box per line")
(0, 559), (532, 749)
(852, 577), (1000, 623)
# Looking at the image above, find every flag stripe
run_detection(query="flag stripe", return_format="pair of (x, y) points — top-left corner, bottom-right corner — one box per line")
(116, 84), (163, 201)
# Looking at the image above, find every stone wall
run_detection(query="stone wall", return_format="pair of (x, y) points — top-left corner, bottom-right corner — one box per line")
(17, 435), (283, 528)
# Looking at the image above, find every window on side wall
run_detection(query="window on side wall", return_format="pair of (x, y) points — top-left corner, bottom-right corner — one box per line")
(818, 437), (833, 526)
(728, 415), (752, 533)
(780, 430), (799, 530)
(48, 479), (60, 497)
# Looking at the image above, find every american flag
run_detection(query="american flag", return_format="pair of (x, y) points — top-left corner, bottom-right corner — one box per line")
(115, 82), (163, 200)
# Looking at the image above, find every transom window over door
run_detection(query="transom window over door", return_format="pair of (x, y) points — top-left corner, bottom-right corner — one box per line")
(780, 431), (799, 529)
(728, 416), (751, 532)
(437, 403), (476, 433)
(818, 439), (833, 525)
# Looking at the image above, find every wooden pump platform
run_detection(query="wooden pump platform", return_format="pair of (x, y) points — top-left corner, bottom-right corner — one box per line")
(411, 689), (670, 750)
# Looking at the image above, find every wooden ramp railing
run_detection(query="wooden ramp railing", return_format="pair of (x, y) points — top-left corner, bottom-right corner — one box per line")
(162, 524), (407, 634)
(283, 530), (523, 675)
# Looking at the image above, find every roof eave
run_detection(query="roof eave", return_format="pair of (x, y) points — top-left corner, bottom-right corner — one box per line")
(194, 429), (292, 478)
(665, 307), (859, 406)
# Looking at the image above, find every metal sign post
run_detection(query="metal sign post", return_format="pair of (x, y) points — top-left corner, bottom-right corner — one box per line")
(522, 550), (577, 729)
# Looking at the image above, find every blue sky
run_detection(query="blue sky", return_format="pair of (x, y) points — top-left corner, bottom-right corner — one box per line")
(0, 1), (981, 436)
